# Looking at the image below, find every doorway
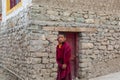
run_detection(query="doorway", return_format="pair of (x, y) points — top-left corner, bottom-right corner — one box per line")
(59, 32), (79, 79)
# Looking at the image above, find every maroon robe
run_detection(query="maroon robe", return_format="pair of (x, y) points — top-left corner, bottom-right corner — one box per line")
(56, 42), (72, 80)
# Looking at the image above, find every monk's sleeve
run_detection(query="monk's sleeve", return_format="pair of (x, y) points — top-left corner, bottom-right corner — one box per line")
(56, 58), (63, 68)
(64, 45), (71, 65)
(56, 47), (63, 68)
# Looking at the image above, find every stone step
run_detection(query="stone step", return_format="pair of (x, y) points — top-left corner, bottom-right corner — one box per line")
(89, 72), (120, 80)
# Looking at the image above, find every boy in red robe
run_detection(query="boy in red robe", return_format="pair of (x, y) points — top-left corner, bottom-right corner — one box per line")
(56, 33), (72, 80)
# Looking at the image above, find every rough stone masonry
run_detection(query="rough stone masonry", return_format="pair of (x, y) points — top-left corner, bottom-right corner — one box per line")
(0, 0), (120, 80)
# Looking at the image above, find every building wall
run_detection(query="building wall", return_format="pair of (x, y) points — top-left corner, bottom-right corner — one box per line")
(30, 0), (120, 80)
(32, 0), (120, 13)
(0, 7), (32, 79)
(81, 25), (120, 79)
(0, 0), (120, 80)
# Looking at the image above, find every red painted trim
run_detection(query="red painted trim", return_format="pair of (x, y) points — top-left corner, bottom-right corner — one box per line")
(10, 0), (12, 9)
(14, 0), (16, 5)
(10, 0), (19, 9)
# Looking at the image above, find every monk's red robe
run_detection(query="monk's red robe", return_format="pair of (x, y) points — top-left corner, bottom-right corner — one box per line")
(56, 42), (72, 80)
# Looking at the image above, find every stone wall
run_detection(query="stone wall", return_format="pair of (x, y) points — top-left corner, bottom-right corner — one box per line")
(80, 25), (120, 79)
(29, 2), (120, 80)
(28, 27), (58, 80)
(0, 7), (31, 80)
(30, 4), (120, 26)
(0, 0), (120, 80)
(32, 0), (120, 13)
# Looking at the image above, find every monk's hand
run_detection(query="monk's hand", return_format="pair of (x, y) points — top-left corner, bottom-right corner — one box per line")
(62, 64), (67, 69)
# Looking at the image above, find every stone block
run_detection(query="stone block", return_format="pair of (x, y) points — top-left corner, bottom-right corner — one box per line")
(83, 14), (89, 19)
(54, 63), (58, 68)
(114, 45), (119, 49)
(47, 10), (58, 16)
(33, 64), (43, 70)
(29, 45), (41, 51)
(49, 15), (60, 21)
(101, 41), (108, 45)
(79, 63), (88, 68)
(30, 33), (40, 40)
(42, 58), (49, 63)
(46, 63), (54, 68)
(40, 69), (47, 75)
(41, 34), (46, 40)
(109, 30), (115, 33)
(29, 58), (42, 64)
(111, 21), (118, 25)
(50, 72), (57, 77)
(41, 53), (49, 57)
(30, 40), (42, 46)
(52, 68), (57, 71)
(63, 11), (71, 17)
(49, 53), (56, 58)
(67, 17), (75, 21)
(50, 58), (56, 63)
(81, 43), (94, 49)
(85, 19), (94, 24)
(99, 46), (107, 50)
(108, 45), (114, 51)
(118, 22), (120, 25)
(27, 25), (39, 30)
(76, 18), (85, 23)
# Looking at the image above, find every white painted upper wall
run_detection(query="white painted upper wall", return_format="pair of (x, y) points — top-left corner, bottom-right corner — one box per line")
(2, 0), (32, 22)
(0, 0), (2, 13)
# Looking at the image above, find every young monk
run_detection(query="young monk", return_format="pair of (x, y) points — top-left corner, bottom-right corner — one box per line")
(56, 33), (72, 80)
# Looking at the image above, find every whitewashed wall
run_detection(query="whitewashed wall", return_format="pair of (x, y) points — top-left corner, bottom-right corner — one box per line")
(2, 0), (32, 22)
(0, 0), (2, 13)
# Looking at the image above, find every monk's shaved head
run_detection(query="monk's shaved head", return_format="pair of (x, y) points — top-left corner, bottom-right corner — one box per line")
(58, 32), (66, 37)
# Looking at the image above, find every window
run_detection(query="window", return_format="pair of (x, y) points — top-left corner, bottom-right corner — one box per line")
(10, 0), (21, 9)
(6, 0), (22, 15)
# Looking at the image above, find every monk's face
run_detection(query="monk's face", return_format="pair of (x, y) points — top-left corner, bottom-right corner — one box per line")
(57, 34), (66, 44)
